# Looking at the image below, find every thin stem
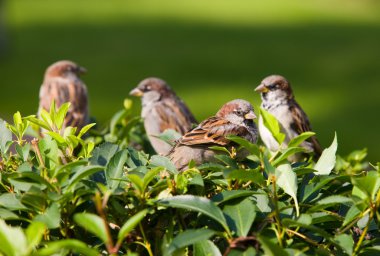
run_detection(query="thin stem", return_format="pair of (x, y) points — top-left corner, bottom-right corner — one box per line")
(139, 222), (153, 256)
(286, 228), (319, 247)
(272, 178), (284, 247)
(352, 205), (375, 256)
(94, 192), (115, 254)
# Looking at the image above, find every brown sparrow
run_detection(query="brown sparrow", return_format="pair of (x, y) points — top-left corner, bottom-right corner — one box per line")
(168, 99), (258, 171)
(130, 77), (197, 155)
(38, 60), (89, 131)
(255, 75), (322, 159)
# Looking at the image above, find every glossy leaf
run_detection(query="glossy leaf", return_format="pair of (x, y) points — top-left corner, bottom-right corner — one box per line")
(224, 198), (256, 236)
(74, 213), (108, 244)
(168, 229), (216, 254)
(314, 133), (337, 175)
(276, 163), (299, 216)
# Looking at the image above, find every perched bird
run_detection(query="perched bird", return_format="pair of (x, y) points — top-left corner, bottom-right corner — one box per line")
(38, 60), (89, 132)
(168, 99), (258, 171)
(130, 77), (197, 155)
(255, 75), (322, 159)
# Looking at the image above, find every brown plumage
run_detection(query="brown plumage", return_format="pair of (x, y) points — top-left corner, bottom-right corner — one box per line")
(168, 99), (258, 171)
(255, 75), (322, 159)
(38, 60), (89, 132)
(130, 77), (197, 155)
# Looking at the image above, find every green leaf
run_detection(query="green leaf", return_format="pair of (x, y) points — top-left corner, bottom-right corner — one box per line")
(34, 203), (61, 229)
(226, 135), (261, 156)
(0, 193), (27, 211)
(334, 234), (354, 255)
(259, 108), (286, 145)
(224, 198), (256, 237)
(78, 123), (96, 138)
(352, 171), (380, 200)
(23, 115), (51, 131)
(342, 205), (361, 227)
(105, 149), (129, 191)
(309, 195), (352, 212)
(74, 213), (108, 244)
(26, 222), (46, 252)
(15, 143), (30, 161)
(38, 136), (59, 170)
(90, 142), (120, 166)
(0, 119), (12, 154)
(301, 176), (336, 203)
(143, 167), (164, 192)
(118, 209), (148, 244)
(276, 163), (299, 216)
(167, 229), (216, 254)
(55, 102), (71, 130)
(193, 240), (222, 256)
(127, 174), (144, 194)
(227, 169), (265, 186)
(258, 235), (289, 256)
(314, 133), (337, 175)
(150, 155), (178, 174)
(211, 190), (257, 205)
(37, 239), (99, 256)
(0, 219), (28, 256)
(0, 208), (19, 220)
(66, 165), (104, 191)
(272, 147), (305, 166)
(287, 131), (316, 148)
(157, 195), (230, 234)
(156, 129), (182, 146)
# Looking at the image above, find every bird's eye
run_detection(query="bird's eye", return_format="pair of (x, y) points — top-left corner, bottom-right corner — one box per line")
(146, 85), (152, 90)
(235, 110), (243, 116)
(267, 84), (277, 90)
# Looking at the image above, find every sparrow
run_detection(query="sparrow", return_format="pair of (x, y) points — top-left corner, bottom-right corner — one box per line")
(130, 77), (197, 155)
(38, 60), (89, 132)
(255, 75), (322, 159)
(168, 99), (258, 171)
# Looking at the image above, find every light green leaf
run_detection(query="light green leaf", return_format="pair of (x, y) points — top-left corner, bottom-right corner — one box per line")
(78, 123), (96, 138)
(55, 102), (71, 130)
(118, 209), (148, 244)
(260, 108), (286, 145)
(314, 133), (337, 175)
(276, 163), (299, 216)
(288, 131), (316, 148)
(0, 119), (12, 154)
(26, 222), (46, 252)
(34, 203), (61, 229)
(0, 193), (27, 211)
(168, 229), (216, 254)
(352, 171), (380, 200)
(74, 213), (108, 244)
(157, 195), (230, 234)
(150, 155), (178, 174)
(0, 219), (28, 256)
(193, 240), (222, 256)
(334, 234), (354, 255)
(272, 147), (304, 166)
(37, 239), (99, 256)
(224, 198), (256, 236)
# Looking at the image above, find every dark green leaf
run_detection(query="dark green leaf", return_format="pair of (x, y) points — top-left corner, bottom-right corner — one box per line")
(224, 198), (256, 236)
(37, 239), (99, 256)
(168, 229), (216, 254)
(118, 209), (148, 244)
(74, 213), (108, 244)
(66, 165), (104, 191)
(193, 240), (222, 256)
(258, 235), (289, 256)
(157, 195), (230, 234)
(105, 149), (129, 191)
(211, 190), (256, 205)
(226, 135), (261, 156)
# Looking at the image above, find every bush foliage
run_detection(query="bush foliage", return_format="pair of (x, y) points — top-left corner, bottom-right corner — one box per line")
(0, 101), (379, 256)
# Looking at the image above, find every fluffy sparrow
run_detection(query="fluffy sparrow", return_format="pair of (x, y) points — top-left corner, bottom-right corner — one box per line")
(38, 60), (89, 132)
(255, 75), (322, 159)
(168, 99), (258, 171)
(130, 77), (197, 155)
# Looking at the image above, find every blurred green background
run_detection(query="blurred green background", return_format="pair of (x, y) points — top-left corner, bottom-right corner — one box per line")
(0, 0), (379, 160)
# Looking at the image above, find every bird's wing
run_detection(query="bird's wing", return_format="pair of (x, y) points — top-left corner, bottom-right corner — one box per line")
(154, 98), (197, 135)
(290, 102), (322, 156)
(39, 78), (88, 130)
(179, 116), (247, 146)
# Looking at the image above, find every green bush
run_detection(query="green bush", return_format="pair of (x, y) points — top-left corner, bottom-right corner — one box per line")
(0, 101), (379, 256)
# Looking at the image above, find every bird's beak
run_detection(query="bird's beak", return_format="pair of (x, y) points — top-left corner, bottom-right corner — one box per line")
(244, 111), (257, 120)
(129, 87), (144, 97)
(255, 83), (269, 93)
(78, 66), (87, 74)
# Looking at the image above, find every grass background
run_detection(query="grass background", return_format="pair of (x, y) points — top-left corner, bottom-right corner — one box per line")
(0, 0), (379, 161)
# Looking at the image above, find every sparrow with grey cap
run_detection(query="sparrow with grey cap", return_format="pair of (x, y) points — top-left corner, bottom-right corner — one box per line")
(130, 77), (197, 155)
(255, 75), (322, 160)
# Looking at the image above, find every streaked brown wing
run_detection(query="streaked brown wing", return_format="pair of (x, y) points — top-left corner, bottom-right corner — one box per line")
(290, 102), (322, 156)
(179, 116), (247, 146)
(39, 77), (88, 130)
(155, 97), (197, 135)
